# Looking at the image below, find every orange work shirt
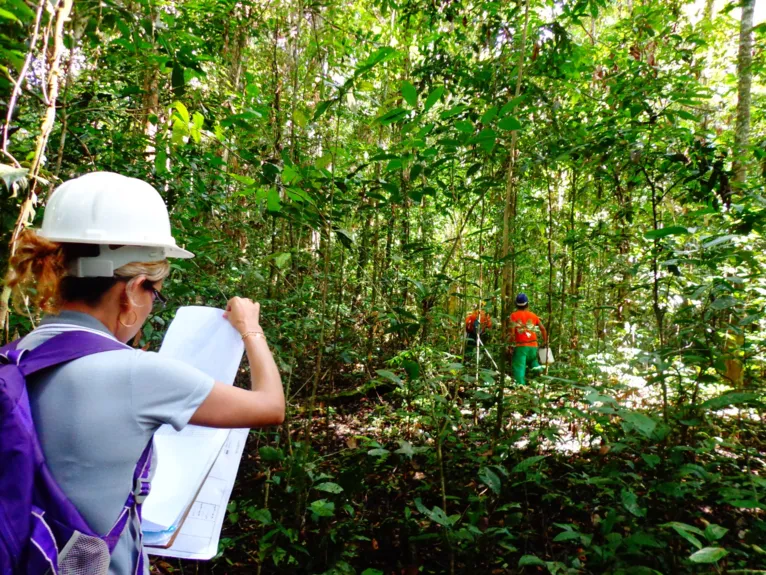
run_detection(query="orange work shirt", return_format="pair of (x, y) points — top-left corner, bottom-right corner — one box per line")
(465, 310), (492, 332)
(509, 310), (540, 346)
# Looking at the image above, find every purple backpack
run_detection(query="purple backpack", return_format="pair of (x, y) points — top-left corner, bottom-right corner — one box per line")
(0, 331), (152, 575)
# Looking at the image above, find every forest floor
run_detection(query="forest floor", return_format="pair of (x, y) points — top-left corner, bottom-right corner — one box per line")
(150, 368), (766, 575)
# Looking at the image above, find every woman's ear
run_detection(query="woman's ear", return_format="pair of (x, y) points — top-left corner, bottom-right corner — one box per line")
(122, 275), (148, 310)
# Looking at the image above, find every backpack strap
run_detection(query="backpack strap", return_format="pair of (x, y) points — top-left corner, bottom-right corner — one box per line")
(101, 439), (153, 561)
(7, 330), (130, 377)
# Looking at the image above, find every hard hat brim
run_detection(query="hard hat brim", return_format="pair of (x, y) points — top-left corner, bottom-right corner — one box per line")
(38, 233), (195, 260)
(164, 245), (195, 259)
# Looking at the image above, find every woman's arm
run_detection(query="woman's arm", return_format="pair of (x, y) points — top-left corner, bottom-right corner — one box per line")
(190, 297), (285, 428)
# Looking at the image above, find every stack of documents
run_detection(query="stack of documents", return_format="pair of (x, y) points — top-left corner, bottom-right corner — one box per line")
(145, 428), (249, 559)
(141, 306), (248, 559)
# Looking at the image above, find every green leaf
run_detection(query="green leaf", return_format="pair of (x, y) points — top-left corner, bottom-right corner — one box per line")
(641, 453), (661, 468)
(621, 489), (646, 518)
(315, 482), (344, 494)
(499, 95), (526, 116)
(424, 86), (445, 113)
(401, 81), (418, 107)
(309, 499), (335, 517)
(675, 109), (699, 122)
(620, 410), (657, 439)
(367, 448), (390, 457)
(553, 530), (582, 542)
(173, 101), (190, 124)
(703, 234), (736, 248)
(710, 296), (737, 310)
(361, 570), (384, 575)
(704, 524), (728, 541)
(454, 119), (474, 133)
(414, 499), (455, 527)
(497, 116), (521, 131)
(313, 99), (334, 120)
(518, 555), (546, 566)
(512, 455), (547, 473)
(247, 507), (272, 524)
(6, 0), (34, 20)
(274, 252), (291, 269)
(394, 440), (415, 459)
(192, 111), (204, 130)
(479, 467), (501, 495)
(727, 499), (766, 510)
(154, 149), (168, 175)
(644, 226), (688, 240)
(689, 547), (727, 563)
(259, 446), (283, 462)
(315, 151), (333, 170)
(701, 391), (760, 410)
(267, 189), (281, 212)
(403, 360), (420, 379)
(335, 228), (354, 249)
(440, 104), (468, 119)
(375, 369), (402, 384)
(294, 109), (308, 128)
(377, 107), (408, 125)
(481, 106), (498, 124)
(0, 8), (20, 22)
(468, 128), (497, 152)
(663, 522), (704, 549)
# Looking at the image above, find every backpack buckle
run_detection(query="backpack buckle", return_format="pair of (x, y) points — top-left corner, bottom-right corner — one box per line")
(0, 349), (27, 365)
(133, 477), (151, 505)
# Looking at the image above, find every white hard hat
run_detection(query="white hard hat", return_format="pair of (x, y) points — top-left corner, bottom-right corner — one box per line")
(39, 172), (194, 277)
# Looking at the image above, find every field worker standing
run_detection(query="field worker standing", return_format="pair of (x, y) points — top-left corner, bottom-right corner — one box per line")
(0, 172), (284, 575)
(509, 293), (548, 385)
(465, 307), (492, 350)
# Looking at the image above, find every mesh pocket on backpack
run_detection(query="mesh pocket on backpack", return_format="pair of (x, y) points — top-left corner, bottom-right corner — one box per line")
(58, 531), (110, 575)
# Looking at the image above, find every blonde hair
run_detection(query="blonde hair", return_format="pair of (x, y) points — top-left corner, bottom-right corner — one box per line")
(5, 229), (170, 314)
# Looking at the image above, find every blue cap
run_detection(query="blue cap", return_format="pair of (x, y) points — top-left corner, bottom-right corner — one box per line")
(516, 293), (529, 307)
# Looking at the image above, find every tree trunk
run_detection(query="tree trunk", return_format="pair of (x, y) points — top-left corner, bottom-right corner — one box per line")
(732, 0), (755, 184)
(496, 0), (530, 442)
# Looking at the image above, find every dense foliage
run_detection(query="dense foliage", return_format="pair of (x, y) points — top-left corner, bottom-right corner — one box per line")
(2, 0), (765, 573)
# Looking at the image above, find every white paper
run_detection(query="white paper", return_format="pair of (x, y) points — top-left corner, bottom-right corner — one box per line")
(157, 306), (245, 385)
(142, 426), (229, 532)
(147, 428), (250, 560)
(142, 306), (245, 533)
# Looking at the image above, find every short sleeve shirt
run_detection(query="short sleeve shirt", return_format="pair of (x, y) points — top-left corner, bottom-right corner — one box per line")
(18, 311), (215, 575)
(509, 310), (541, 346)
(465, 310), (492, 333)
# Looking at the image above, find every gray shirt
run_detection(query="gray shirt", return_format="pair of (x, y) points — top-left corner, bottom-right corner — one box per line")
(20, 311), (215, 575)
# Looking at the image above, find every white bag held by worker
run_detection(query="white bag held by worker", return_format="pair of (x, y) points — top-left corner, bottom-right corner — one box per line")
(538, 347), (554, 365)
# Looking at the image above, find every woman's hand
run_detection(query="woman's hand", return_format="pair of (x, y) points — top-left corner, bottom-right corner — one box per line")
(223, 296), (262, 335)
(193, 295), (284, 429)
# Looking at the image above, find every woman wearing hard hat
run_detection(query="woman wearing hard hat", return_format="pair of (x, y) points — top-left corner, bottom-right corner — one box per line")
(3, 172), (284, 575)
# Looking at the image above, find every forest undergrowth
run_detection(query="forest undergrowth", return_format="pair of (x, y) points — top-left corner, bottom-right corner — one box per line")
(150, 345), (766, 575)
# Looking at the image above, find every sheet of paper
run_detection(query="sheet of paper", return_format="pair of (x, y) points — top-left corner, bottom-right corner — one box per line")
(142, 306), (245, 533)
(147, 428), (250, 560)
(157, 306), (245, 385)
(142, 426), (229, 532)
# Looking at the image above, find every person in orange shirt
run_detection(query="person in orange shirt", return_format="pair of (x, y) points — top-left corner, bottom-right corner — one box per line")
(509, 293), (547, 385)
(465, 308), (493, 353)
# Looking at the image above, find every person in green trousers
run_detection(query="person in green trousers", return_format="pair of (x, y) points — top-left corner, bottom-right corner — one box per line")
(509, 293), (548, 385)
